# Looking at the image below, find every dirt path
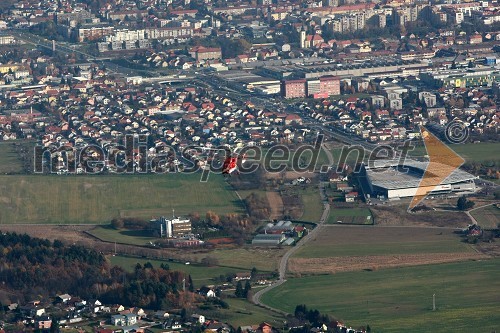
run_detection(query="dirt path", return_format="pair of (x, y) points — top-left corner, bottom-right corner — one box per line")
(465, 202), (499, 225)
(266, 191), (284, 220)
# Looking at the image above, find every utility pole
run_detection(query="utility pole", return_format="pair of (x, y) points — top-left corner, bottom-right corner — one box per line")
(433, 294), (436, 311)
(182, 277), (186, 292)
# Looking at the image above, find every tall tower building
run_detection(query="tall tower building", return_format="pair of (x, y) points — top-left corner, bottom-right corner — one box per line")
(300, 28), (306, 49)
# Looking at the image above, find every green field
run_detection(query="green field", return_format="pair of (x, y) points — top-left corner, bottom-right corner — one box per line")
(109, 244), (281, 278)
(89, 226), (157, 246)
(299, 186), (324, 222)
(191, 247), (284, 272)
(108, 255), (244, 286)
(262, 259), (500, 333)
(293, 226), (474, 258)
(330, 147), (367, 166)
(261, 147), (330, 171)
(215, 297), (285, 327)
(409, 142), (500, 163)
(0, 141), (24, 173)
(327, 208), (373, 225)
(0, 173), (243, 224)
(470, 205), (500, 229)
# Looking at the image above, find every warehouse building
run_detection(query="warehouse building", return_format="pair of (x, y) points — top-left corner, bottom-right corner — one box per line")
(362, 159), (477, 200)
(252, 234), (285, 246)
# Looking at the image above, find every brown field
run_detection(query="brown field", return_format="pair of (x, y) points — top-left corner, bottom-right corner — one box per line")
(0, 224), (96, 243)
(288, 252), (488, 274)
(266, 170), (317, 180)
(266, 191), (284, 220)
(288, 225), (484, 274)
(371, 204), (471, 227)
(206, 237), (236, 245)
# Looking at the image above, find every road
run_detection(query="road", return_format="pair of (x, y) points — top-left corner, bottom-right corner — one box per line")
(465, 202), (499, 225)
(322, 142), (334, 166)
(252, 176), (331, 314)
(10, 30), (157, 78)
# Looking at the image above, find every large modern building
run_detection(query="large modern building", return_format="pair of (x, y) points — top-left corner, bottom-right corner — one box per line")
(281, 79), (307, 98)
(151, 216), (192, 238)
(420, 68), (500, 88)
(362, 160), (477, 200)
(189, 46), (222, 61)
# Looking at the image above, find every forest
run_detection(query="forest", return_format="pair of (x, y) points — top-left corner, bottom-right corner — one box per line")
(0, 232), (197, 309)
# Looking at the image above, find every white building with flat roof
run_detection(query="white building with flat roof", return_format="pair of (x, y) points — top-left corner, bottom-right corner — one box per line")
(363, 159), (477, 200)
(151, 216), (192, 238)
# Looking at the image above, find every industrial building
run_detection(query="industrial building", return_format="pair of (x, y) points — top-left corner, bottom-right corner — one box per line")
(420, 68), (500, 88)
(362, 160), (477, 200)
(262, 220), (294, 234)
(150, 216), (192, 238)
(251, 234), (286, 246)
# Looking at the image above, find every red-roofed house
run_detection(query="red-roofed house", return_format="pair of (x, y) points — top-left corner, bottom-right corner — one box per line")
(189, 46), (222, 61)
(285, 114), (302, 125)
(305, 34), (324, 48)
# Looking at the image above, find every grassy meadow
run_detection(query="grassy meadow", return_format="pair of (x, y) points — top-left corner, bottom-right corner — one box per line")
(108, 255), (244, 286)
(262, 259), (500, 333)
(190, 247), (284, 272)
(0, 141), (24, 173)
(108, 245), (282, 281)
(293, 226), (474, 258)
(215, 297), (285, 327)
(409, 142), (500, 163)
(0, 173), (243, 224)
(470, 205), (500, 229)
(89, 226), (157, 246)
(327, 207), (373, 225)
(299, 186), (324, 222)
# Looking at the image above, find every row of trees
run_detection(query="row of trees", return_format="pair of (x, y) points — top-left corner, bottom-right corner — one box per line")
(457, 195), (475, 211)
(244, 193), (272, 220)
(234, 280), (251, 299)
(111, 217), (149, 230)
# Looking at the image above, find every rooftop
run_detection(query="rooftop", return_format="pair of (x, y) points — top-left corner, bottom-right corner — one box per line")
(365, 159), (477, 190)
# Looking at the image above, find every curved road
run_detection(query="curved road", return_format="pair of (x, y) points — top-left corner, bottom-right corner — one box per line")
(465, 202), (499, 225)
(252, 145), (332, 314)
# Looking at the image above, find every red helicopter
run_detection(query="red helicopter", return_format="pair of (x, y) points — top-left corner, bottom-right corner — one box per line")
(221, 150), (247, 175)
(198, 146), (246, 176)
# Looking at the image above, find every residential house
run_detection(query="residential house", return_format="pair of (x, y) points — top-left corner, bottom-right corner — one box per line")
(198, 286), (216, 297)
(35, 316), (52, 329)
(56, 294), (72, 303)
(110, 313), (138, 326)
(191, 314), (206, 324)
(345, 191), (358, 203)
(234, 272), (251, 281)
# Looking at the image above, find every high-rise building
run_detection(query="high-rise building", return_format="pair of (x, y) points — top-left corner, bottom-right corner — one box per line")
(151, 216), (192, 238)
(281, 79), (307, 98)
(300, 29), (307, 49)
